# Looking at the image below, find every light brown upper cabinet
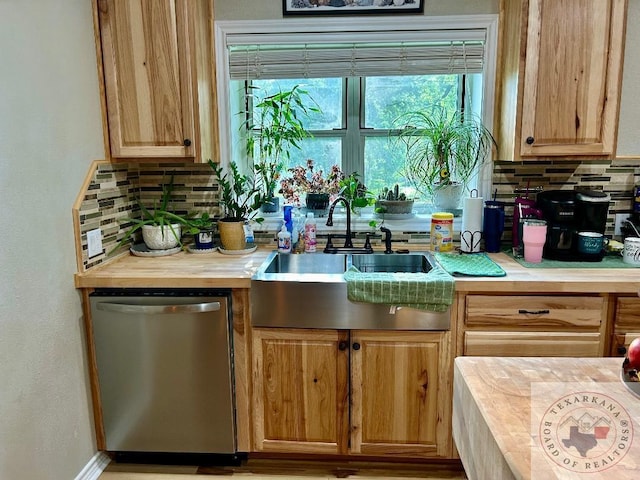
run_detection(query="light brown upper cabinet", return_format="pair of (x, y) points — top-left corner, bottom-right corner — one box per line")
(94, 0), (218, 162)
(495, 0), (628, 159)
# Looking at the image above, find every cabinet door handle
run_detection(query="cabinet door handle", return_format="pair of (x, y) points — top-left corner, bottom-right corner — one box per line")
(518, 309), (550, 315)
(338, 341), (348, 351)
(352, 342), (361, 351)
(526, 136), (535, 145)
(183, 138), (192, 147)
(618, 346), (627, 355)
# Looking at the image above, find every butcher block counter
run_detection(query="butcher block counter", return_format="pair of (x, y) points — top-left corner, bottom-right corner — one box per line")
(453, 357), (640, 479)
(75, 249), (640, 292)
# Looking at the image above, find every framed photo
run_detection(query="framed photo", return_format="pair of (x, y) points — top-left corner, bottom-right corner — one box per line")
(283, 0), (425, 16)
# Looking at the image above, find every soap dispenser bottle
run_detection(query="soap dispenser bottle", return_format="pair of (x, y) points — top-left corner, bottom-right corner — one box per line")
(277, 224), (292, 253)
(304, 212), (317, 253)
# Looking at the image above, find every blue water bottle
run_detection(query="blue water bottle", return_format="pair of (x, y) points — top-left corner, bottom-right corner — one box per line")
(483, 200), (505, 253)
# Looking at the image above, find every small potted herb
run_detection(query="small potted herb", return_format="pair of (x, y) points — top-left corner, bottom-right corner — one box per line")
(185, 212), (215, 249)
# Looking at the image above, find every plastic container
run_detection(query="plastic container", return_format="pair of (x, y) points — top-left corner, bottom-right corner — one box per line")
(304, 212), (317, 253)
(277, 225), (291, 253)
(430, 212), (454, 252)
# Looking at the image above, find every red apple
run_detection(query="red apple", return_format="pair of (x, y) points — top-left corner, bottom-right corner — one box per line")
(628, 337), (640, 370)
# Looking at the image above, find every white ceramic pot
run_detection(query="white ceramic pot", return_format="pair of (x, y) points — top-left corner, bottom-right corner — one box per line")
(432, 184), (464, 212)
(623, 237), (640, 266)
(142, 224), (181, 250)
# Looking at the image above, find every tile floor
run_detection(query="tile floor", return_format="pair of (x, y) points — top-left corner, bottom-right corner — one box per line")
(99, 458), (468, 480)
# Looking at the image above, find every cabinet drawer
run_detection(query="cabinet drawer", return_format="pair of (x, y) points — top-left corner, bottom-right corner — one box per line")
(464, 332), (601, 357)
(465, 295), (603, 328)
(615, 298), (640, 329)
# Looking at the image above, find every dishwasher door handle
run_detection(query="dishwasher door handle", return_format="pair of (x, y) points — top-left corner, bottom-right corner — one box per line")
(96, 301), (221, 315)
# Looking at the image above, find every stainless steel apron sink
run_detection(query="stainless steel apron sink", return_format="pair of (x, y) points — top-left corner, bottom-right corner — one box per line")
(250, 251), (449, 330)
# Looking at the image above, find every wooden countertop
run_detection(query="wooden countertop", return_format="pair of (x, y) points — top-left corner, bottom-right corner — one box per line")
(74, 248), (272, 289)
(453, 357), (640, 479)
(75, 247), (640, 293)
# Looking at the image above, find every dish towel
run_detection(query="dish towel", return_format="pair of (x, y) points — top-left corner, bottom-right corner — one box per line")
(343, 265), (455, 312)
(433, 252), (506, 277)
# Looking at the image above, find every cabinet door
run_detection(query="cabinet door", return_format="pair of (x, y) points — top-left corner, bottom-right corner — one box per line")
(350, 331), (451, 458)
(519, 0), (627, 157)
(97, 0), (196, 158)
(252, 328), (349, 454)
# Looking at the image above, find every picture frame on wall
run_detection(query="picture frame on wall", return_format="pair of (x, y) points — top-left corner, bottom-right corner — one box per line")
(283, 0), (425, 16)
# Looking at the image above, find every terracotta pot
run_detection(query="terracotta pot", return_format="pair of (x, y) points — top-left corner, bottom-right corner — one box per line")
(217, 219), (246, 251)
(142, 224), (181, 250)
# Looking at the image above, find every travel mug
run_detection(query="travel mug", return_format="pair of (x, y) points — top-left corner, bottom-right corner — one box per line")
(522, 219), (547, 263)
(482, 200), (505, 253)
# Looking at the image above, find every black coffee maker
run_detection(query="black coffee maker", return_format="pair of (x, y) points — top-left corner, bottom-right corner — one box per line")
(536, 190), (610, 260)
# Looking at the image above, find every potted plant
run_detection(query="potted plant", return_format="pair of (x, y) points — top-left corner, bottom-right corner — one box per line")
(185, 212), (215, 250)
(209, 160), (266, 251)
(110, 175), (191, 254)
(243, 85), (320, 213)
(375, 184), (415, 215)
(338, 172), (375, 214)
(279, 159), (343, 215)
(393, 106), (496, 212)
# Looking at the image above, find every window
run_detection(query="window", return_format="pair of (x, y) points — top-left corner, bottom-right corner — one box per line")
(217, 16), (497, 206)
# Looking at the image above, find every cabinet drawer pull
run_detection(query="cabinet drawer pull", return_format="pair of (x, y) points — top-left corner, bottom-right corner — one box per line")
(518, 309), (550, 315)
(338, 341), (348, 351)
(352, 342), (361, 351)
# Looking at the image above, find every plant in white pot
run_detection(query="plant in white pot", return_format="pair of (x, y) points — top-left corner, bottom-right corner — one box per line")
(109, 175), (191, 254)
(242, 85), (319, 213)
(393, 106), (496, 212)
(209, 160), (266, 251)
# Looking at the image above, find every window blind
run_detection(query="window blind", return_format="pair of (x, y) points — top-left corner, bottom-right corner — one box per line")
(227, 32), (486, 80)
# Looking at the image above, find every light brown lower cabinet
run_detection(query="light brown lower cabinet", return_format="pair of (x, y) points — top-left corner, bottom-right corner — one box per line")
(251, 328), (452, 458)
(461, 294), (607, 357)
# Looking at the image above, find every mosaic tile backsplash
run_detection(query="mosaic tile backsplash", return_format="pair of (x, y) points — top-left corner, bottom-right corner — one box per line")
(76, 159), (639, 272)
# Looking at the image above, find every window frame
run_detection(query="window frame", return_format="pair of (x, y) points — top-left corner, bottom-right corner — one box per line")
(215, 15), (498, 199)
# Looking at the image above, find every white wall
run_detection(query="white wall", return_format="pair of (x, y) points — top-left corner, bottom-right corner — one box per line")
(0, 1), (104, 479)
(616, 0), (640, 157)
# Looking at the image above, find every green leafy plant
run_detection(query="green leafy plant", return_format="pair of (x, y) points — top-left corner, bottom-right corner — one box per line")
(339, 172), (375, 212)
(184, 212), (214, 234)
(243, 85), (320, 198)
(109, 175), (190, 254)
(378, 184), (410, 201)
(209, 160), (265, 222)
(393, 106), (497, 197)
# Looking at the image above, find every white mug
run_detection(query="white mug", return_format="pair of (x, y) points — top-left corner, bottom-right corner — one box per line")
(623, 237), (640, 266)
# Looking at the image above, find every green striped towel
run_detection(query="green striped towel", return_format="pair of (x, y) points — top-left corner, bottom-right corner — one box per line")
(343, 265), (455, 312)
(433, 252), (506, 277)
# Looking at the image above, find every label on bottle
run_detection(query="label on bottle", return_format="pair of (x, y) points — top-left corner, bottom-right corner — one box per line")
(277, 233), (291, 253)
(304, 223), (317, 253)
(430, 213), (454, 252)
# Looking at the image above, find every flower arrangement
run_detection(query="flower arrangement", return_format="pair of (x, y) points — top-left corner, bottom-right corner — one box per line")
(279, 159), (344, 205)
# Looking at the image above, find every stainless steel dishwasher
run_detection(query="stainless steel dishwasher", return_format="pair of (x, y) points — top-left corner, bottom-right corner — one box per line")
(89, 289), (236, 455)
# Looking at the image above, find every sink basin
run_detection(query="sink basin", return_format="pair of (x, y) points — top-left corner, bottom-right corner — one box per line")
(251, 251), (449, 330)
(351, 253), (432, 273)
(264, 252), (347, 274)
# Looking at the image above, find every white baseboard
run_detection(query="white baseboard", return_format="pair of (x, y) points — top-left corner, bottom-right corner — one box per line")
(74, 451), (110, 480)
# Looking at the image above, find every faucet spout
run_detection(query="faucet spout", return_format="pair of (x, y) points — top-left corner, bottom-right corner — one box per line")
(325, 196), (353, 249)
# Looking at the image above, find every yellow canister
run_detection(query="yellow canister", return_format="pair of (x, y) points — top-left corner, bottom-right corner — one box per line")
(430, 212), (454, 252)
